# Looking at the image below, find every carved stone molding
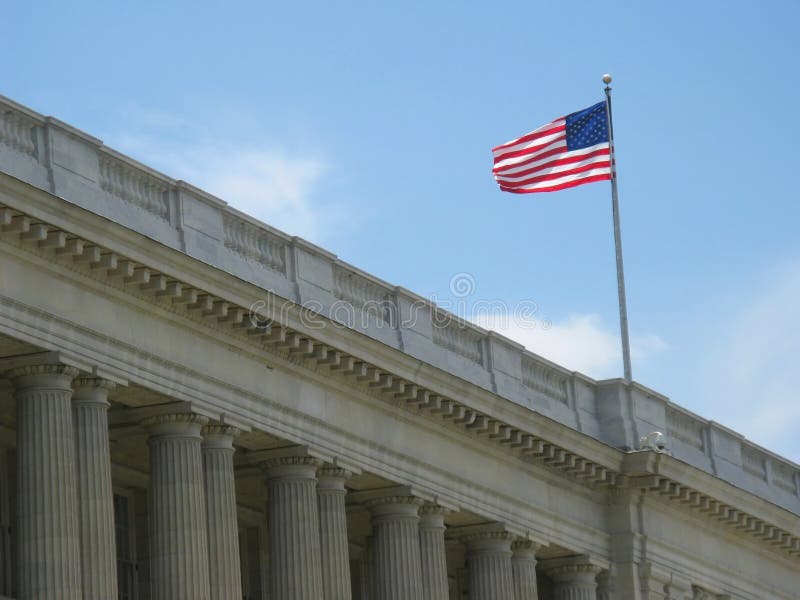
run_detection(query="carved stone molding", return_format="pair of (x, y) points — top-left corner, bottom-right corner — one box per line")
(4, 363), (79, 381)
(261, 455), (324, 472)
(545, 563), (603, 577)
(73, 377), (117, 391)
(452, 523), (517, 552)
(633, 475), (800, 557)
(510, 539), (541, 555)
(419, 504), (451, 519)
(202, 423), (241, 437)
(141, 412), (209, 428)
(364, 495), (425, 509)
(317, 466), (353, 492)
(318, 466), (353, 479)
(201, 424), (240, 450)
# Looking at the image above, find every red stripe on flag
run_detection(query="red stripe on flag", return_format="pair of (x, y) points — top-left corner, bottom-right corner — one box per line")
(491, 122), (565, 154)
(494, 148), (611, 180)
(499, 173), (611, 194)
(496, 160), (611, 188)
(492, 132), (567, 163)
(492, 143), (569, 174)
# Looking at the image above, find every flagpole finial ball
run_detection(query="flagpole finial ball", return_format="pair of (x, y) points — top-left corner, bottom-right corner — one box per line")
(602, 73), (612, 84)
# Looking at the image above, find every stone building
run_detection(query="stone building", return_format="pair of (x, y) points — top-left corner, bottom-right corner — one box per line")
(0, 94), (798, 600)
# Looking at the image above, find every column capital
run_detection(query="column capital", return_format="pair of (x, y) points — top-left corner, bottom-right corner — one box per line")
(262, 455), (324, 480)
(452, 523), (515, 552)
(349, 483), (447, 510)
(142, 412), (209, 437)
(4, 363), (79, 389)
(201, 424), (240, 450)
(419, 504), (450, 529)
(419, 504), (450, 517)
(73, 377), (116, 391)
(317, 466), (353, 491)
(462, 530), (515, 553)
(364, 494), (424, 519)
(72, 377), (115, 407)
(461, 524), (515, 599)
(363, 495), (423, 505)
(511, 539), (541, 557)
(542, 555), (602, 584)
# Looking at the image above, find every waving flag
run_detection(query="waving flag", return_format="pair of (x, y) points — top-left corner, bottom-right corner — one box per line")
(492, 101), (612, 193)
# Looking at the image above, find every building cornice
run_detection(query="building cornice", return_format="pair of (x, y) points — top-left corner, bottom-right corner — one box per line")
(0, 172), (625, 485)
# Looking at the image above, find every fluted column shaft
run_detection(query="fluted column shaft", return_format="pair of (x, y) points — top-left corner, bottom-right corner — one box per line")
(72, 378), (118, 600)
(465, 532), (514, 600)
(511, 540), (540, 600)
(357, 536), (375, 600)
(263, 456), (324, 600)
(202, 425), (243, 600)
(318, 467), (353, 600)
(418, 506), (449, 600)
(367, 496), (425, 600)
(544, 558), (601, 600)
(145, 413), (211, 600)
(8, 364), (82, 600)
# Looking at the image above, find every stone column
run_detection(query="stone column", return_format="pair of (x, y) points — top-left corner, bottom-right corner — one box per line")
(418, 505), (449, 600)
(72, 378), (118, 600)
(366, 495), (425, 600)
(7, 364), (82, 600)
(355, 537), (374, 600)
(348, 543), (370, 600)
(464, 530), (515, 600)
(202, 425), (243, 600)
(511, 540), (540, 600)
(317, 466), (353, 600)
(544, 556), (601, 600)
(144, 413), (212, 600)
(596, 570), (613, 600)
(263, 455), (325, 600)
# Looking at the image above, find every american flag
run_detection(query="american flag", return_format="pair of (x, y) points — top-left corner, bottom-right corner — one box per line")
(492, 101), (612, 193)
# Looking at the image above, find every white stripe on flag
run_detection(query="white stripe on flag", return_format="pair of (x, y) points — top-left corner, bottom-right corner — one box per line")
(496, 157), (611, 186)
(500, 165), (612, 192)
(495, 142), (609, 177)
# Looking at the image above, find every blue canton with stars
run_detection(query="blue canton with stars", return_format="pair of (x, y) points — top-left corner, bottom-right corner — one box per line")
(565, 101), (609, 151)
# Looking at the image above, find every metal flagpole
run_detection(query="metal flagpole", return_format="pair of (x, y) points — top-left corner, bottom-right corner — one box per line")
(602, 73), (633, 382)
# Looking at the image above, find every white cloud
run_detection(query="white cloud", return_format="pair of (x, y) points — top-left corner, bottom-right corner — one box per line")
(699, 259), (800, 459)
(103, 109), (346, 244)
(472, 312), (666, 379)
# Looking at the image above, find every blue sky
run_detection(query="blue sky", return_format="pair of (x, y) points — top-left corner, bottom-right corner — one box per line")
(3, 1), (799, 460)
